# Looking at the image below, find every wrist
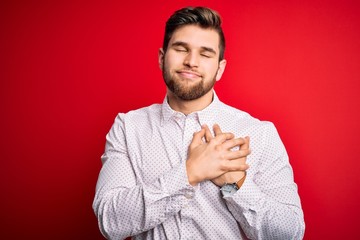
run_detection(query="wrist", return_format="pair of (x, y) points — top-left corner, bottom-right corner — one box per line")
(186, 160), (200, 186)
(220, 171), (247, 197)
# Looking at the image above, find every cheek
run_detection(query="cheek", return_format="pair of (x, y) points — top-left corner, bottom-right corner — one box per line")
(164, 58), (175, 72)
(204, 62), (219, 75)
(164, 52), (181, 66)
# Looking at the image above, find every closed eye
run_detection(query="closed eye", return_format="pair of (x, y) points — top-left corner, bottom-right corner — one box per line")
(200, 47), (216, 58)
(201, 53), (212, 58)
(171, 41), (189, 53)
(174, 47), (187, 52)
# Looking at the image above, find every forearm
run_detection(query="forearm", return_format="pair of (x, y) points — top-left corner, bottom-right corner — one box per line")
(93, 161), (195, 239)
(224, 178), (305, 240)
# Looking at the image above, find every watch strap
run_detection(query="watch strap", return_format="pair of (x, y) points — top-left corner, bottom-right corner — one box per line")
(235, 172), (247, 189)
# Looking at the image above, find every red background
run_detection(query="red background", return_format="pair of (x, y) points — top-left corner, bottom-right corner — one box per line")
(1, 0), (359, 239)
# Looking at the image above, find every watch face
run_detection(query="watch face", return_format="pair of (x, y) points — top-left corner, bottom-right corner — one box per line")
(220, 184), (238, 197)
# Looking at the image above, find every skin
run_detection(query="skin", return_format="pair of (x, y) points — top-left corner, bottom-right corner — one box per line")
(158, 25), (250, 187)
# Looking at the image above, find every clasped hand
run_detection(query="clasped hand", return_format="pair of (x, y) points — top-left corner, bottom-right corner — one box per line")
(186, 124), (250, 187)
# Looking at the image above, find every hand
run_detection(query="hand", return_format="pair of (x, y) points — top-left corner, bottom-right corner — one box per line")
(186, 124), (250, 186)
(211, 124), (250, 187)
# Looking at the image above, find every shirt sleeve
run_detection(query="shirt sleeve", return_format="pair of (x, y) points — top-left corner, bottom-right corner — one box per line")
(92, 114), (196, 239)
(223, 122), (305, 240)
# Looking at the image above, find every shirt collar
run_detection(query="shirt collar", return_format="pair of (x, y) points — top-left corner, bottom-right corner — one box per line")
(160, 91), (220, 127)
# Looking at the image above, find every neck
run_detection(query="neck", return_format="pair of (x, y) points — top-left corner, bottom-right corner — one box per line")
(167, 90), (214, 115)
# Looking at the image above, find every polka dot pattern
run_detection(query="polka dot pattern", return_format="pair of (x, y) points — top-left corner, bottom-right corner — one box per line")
(93, 91), (305, 239)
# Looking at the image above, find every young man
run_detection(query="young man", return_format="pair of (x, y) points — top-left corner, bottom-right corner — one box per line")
(93, 7), (305, 239)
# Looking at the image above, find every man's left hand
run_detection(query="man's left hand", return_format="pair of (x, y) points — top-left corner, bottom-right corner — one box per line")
(205, 124), (250, 187)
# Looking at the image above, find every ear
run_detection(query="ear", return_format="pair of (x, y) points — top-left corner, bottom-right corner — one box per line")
(158, 48), (164, 70)
(215, 59), (227, 81)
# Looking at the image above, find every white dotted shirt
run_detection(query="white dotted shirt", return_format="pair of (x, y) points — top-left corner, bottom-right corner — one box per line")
(93, 91), (305, 240)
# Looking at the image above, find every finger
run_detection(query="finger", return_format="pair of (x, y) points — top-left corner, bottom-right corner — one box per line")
(225, 148), (251, 160)
(202, 125), (213, 142)
(222, 137), (246, 150)
(240, 136), (250, 150)
(222, 160), (249, 171)
(213, 132), (234, 144)
(189, 128), (206, 149)
(213, 124), (235, 142)
(213, 124), (222, 136)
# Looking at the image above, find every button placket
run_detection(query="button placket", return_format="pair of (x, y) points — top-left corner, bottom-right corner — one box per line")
(180, 114), (200, 239)
(182, 114), (200, 153)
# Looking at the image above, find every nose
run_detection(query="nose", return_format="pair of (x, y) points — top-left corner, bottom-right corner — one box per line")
(183, 51), (199, 68)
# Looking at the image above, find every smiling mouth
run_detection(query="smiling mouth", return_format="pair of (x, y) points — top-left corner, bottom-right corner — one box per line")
(176, 70), (202, 79)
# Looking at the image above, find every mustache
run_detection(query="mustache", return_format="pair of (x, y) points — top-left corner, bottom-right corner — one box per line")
(176, 69), (202, 77)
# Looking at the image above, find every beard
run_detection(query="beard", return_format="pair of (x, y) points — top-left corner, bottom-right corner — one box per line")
(162, 63), (217, 101)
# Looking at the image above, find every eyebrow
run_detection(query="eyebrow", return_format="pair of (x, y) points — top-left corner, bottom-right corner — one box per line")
(171, 41), (217, 55)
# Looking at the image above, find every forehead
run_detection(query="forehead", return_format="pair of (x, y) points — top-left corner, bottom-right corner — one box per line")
(169, 25), (220, 51)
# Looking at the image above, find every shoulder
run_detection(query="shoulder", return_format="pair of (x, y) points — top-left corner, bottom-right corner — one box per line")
(218, 101), (252, 119)
(216, 101), (261, 125)
(115, 103), (162, 121)
(110, 103), (163, 135)
(216, 101), (278, 135)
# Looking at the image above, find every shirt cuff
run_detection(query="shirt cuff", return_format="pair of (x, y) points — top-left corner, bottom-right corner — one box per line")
(158, 160), (197, 214)
(224, 177), (265, 211)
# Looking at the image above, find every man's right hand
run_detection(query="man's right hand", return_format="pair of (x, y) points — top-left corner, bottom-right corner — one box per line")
(186, 125), (250, 186)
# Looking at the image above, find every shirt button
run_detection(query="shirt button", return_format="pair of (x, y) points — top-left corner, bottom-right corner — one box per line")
(185, 193), (193, 199)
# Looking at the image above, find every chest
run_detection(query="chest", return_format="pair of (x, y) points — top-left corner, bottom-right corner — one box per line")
(127, 118), (202, 184)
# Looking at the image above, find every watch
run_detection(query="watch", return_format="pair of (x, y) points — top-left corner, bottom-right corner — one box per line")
(220, 173), (247, 197)
(220, 182), (239, 197)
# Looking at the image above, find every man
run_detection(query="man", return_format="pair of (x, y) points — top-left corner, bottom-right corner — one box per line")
(93, 6), (305, 239)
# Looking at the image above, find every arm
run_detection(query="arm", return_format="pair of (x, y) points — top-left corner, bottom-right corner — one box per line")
(224, 123), (305, 239)
(92, 114), (195, 239)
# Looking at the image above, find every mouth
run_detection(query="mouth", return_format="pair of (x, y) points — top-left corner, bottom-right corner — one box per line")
(176, 70), (202, 79)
